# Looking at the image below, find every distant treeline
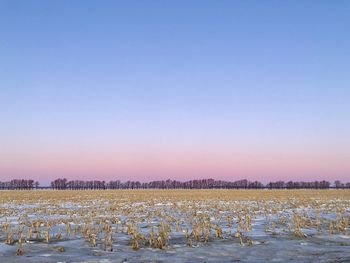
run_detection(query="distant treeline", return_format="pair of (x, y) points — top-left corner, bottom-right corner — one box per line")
(51, 178), (350, 190)
(1, 178), (349, 190)
(0, 179), (40, 190)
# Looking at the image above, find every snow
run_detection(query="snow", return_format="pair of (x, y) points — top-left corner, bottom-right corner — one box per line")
(0, 192), (349, 262)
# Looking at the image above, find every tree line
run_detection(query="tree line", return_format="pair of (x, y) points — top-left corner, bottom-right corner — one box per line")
(1, 178), (349, 190)
(50, 178), (349, 190)
(0, 179), (40, 190)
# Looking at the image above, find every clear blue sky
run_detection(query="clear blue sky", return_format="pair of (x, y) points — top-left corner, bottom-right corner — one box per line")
(1, 1), (349, 183)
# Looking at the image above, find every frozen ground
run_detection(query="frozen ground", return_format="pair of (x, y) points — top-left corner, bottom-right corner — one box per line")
(0, 190), (349, 262)
(1, 235), (350, 263)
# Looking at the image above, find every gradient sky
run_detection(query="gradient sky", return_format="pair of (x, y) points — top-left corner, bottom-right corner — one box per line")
(1, 1), (350, 184)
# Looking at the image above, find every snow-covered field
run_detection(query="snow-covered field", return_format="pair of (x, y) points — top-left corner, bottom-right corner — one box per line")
(0, 190), (349, 262)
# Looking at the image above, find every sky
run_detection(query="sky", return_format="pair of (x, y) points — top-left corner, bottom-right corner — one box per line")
(0, 1), (350, 185)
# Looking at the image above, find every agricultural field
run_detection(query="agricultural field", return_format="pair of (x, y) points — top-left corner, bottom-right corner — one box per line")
(0, 190), (349, 262)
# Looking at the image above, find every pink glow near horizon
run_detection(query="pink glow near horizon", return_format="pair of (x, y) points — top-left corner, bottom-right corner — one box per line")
(1, 146), (349, 184)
